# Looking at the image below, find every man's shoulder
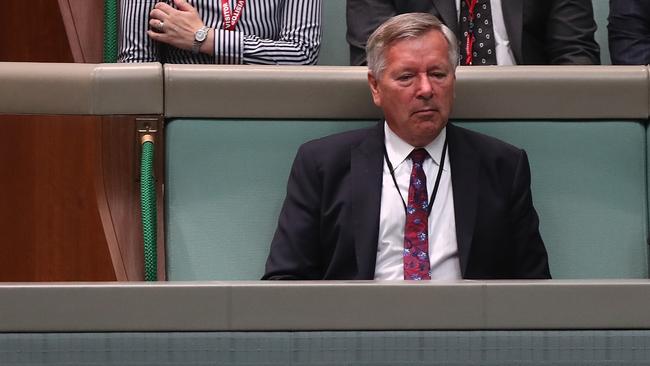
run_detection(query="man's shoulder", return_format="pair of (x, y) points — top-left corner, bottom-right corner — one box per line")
(289, 124), (381, 180)
(298, 124), (380, 155)
(449, 126), (527, 172)
(449, 124), (532, 191)
(449, 124), (524, 159)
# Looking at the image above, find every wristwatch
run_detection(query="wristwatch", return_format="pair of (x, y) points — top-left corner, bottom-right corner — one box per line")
(192, 26), (210, 54)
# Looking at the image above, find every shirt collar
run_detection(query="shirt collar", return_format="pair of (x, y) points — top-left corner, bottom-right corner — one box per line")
(384, 122), (448, 170)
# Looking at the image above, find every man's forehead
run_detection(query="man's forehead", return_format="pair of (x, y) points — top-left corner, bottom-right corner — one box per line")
(386, 29), (445, 49)
(383, 31), (451, 68)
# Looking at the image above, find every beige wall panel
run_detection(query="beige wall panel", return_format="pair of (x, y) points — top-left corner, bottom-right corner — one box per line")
(165, 65), (649, 119)
(2, 281), (650, 332)
(0, 63), (163, 115)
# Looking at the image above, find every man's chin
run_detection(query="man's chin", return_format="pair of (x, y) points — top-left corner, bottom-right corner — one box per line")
(411, 124), (446, 146)
(413, 117), (446, 130)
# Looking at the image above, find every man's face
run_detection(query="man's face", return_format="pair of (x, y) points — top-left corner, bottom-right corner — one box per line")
(368, 30), (455, 147)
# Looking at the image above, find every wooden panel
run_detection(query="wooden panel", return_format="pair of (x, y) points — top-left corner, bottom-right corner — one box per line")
(0, 115), (115, 280)
(0, 1), (73, 62)
(59, 0), (104, 63)
(99, 116), (166, 281)
(0, 115), (166, 281)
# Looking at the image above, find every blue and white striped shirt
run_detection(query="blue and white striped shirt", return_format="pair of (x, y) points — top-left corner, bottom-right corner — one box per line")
(119, 0), (322, 64)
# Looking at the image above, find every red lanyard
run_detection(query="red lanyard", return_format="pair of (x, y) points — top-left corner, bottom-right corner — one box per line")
(221, 0), (246, 31)
(464, 0), (479, 65)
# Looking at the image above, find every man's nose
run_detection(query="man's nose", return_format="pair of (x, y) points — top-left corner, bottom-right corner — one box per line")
(415, 74), (433, 99)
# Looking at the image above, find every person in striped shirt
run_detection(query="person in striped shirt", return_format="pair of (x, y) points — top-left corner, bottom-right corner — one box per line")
(119, 0), (321, 64)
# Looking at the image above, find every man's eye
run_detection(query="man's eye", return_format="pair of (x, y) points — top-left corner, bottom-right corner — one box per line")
(397, 74), (413, 81)
(429, 72), (447, 79)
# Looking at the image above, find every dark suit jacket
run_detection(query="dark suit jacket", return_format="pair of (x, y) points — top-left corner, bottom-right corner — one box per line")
(608, 0), (650, 65)
(263, 123), (551, 280)
(346, 0), (600, 66)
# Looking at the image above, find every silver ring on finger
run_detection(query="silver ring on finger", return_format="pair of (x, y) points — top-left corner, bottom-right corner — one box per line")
(158, 21), (165, 32)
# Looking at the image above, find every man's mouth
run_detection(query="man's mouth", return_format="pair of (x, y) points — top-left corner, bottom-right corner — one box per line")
(412, 108), (437, 115)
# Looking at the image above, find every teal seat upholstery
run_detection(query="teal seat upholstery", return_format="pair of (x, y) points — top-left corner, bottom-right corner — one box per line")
(166, 120), (373, 280)
(163, 64), (649, 281)
(592, 0), (610, 65)
(318, 0), (348, 65)
(165, 119), (648, 280)
(460, 121), (647, 278)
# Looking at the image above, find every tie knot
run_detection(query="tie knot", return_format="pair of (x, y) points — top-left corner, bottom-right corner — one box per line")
(409, 149), (428, 165)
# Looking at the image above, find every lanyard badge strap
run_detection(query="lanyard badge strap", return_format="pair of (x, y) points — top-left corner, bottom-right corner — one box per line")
(221, 0), (246, 31)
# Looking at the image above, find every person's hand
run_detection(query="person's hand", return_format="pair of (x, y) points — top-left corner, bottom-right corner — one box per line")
(147, 0), (210, 52)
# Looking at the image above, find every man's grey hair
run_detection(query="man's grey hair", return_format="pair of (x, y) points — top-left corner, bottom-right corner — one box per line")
(366, 13), (459, 79)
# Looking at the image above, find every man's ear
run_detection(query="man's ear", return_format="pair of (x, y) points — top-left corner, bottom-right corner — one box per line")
(367, 72), (382, 107)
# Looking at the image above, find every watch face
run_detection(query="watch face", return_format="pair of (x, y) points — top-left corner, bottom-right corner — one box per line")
(195, 28), (208, 42)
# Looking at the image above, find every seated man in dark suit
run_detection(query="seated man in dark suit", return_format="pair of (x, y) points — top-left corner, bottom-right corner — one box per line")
(263, 13), (550, 281)
(346, 0), (600, 66)
(608, 0), (650, 65)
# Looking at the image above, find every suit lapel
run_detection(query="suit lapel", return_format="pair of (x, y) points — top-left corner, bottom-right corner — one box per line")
(432, 0), (459, 33)
(447, 124), (479, 277)
(350, 122), (384, 278)
(501, 0), (523, 64)
(350, 123), (481, 278)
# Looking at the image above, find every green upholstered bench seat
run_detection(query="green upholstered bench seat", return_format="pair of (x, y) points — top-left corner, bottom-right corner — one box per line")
(165, 119), (647, 280)
(165, 119), (374, 280)
(463, 121), (647, 279)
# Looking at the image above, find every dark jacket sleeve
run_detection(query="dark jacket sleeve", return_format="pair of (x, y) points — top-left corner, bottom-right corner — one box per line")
(608, 0), (650, 65)
(543, 0), (600, 64)
(262, 144), (324, 280)
(508, 150), (551, 279)
(346, 0), (398, 65)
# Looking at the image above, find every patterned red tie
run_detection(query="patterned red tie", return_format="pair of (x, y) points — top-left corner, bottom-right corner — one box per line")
(403, 149), (431, 280)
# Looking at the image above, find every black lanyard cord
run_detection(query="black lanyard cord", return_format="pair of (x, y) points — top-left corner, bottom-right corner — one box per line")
(383, 138), (448, 217)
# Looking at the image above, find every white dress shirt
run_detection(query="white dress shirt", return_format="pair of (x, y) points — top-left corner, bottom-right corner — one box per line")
(374, 123), (462, 280)
(455, 0), (517, 65)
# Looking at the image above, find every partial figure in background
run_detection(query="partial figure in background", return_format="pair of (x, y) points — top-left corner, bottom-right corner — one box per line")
(119, 0), (321, 64)
(346, 0), (600, 66)
(608, 0), (650, 65)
